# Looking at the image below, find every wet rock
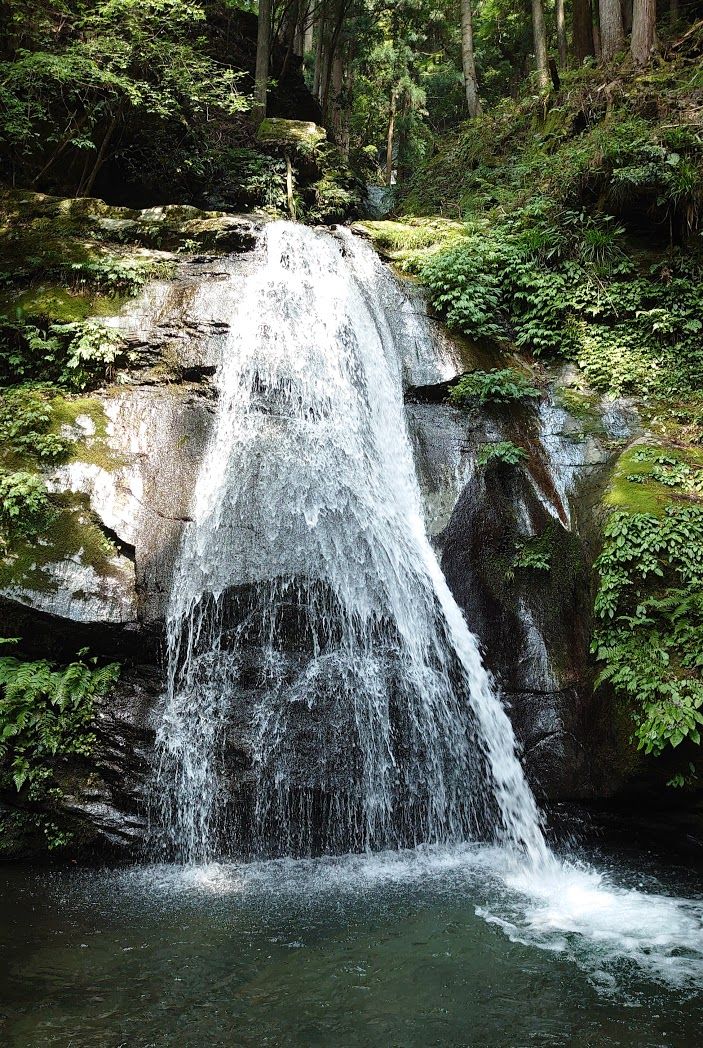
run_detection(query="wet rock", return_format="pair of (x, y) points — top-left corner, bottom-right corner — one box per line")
(410, 377), (638, 802)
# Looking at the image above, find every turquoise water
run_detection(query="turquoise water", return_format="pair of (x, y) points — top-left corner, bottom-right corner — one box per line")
(1, 843), (702, 1046)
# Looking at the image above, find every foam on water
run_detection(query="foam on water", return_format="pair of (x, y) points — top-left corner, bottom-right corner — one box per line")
(113, 844), (703, 993)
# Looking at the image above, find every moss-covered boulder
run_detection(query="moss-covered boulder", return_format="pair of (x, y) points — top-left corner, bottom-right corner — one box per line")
(255, 120), (362, 224)
(256, 118), (327, 152)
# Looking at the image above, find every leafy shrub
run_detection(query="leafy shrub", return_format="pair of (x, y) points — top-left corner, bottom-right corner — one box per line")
(476, 440), (528, 467)
(220, 147), (287, 210)
(67, 256), (168, 296)
(449, 368), (540, 406)
(0, 318), (128, 389)
(593, 507), (703, 760)
(0, 645), (120, 845)
(505, 534), (553, 582)
(0, 471), (50, 545)
(420, 239), (505, 340)
(0, 386), (73, 463)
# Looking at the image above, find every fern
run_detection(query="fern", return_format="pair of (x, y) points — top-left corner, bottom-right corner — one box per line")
(0, 646), (120, 802)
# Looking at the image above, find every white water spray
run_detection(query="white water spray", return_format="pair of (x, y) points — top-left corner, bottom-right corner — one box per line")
(152, 223), (548, 866)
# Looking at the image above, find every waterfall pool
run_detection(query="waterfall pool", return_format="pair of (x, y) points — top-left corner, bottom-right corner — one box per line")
(2, 842), (701, 1046)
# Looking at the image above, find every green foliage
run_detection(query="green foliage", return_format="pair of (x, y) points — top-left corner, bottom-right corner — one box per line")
(421, 239), (505, 340)
(449, 368), (540, 406)
(505, 532), (553, 582)
(627, 449), (703, 497)
(0, 318), (129, 389)
(0, 471), (50, 548)
(477, 440), (528, 467)
(0, 0), (249, 195)
(0, 644), (119, 845)
(593, 507), (703, 760)
(0, 386), (72, 463)
(410, 200), (703, 398)
(219, 148), (287, 211)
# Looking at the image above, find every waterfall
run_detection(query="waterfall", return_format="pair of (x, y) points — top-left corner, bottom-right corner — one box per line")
(152, 223), (549, 867)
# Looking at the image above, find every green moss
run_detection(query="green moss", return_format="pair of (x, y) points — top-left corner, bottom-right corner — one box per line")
(51, 394), (125, 471)
(0, 493), (122, 593)
(256, 118), (327, 151)
(0, 285), (126, 323)
(604, 444), (673, 515)
(554, 386), (604, 428)
(603, 441), (703, 515)
(353, 218), (464, 267)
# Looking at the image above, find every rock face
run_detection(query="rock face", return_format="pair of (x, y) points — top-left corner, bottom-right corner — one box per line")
(0, 225), (267, 856)
(408, 369), (640, 802)
(0, 224), (644, 857)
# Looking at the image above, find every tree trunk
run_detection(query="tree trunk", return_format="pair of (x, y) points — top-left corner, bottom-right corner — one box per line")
(592, 19), (602, 58)
(280, 0), (299, 83)
(285, 153), (296, 219)
(303, 3), (313, 53)
(556, 0), (568, 66)
(669, 0), (679, 28)
(573, 0), (595, 60)
(320, 0), (346, 125)
(631, 0), (656, 65)
(254, 0), (272, 120)
(330, 51), (345, 144)
(531, 0), (550, 90)
(621, 0), (633, 32)
(313, 11), (326, 97)
(79, 106), (121, 197)
(385, 90), (396, 186)
(460, 0), (482, 116)
(293, 0), (304, 55)
(599, 0), (625, 61)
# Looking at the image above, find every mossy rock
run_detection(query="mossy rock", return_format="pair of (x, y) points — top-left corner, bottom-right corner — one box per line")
(0, 284), (126, 323)
(256, 119), (327, 153)
(0, 492), (123, 594)
(353, 218), (466, 266)
(603, 440), (703, 516)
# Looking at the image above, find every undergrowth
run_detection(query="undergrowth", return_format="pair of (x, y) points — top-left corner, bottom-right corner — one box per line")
(396, 52), (703, 783)
(0, 642), (120, 848)
(593, 506), (703, 773)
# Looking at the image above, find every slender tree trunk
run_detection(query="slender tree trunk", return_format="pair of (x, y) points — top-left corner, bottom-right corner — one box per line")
(313, 11), (326, 97)
(303, 3), (313, 53)
(385, 90), (396, 186)
(631, 0), (656, 65)
(292, 0), (304, 55)
(669, 0), (679, 29)
(460, 0), (482, 116)
(556, 0), (568, 66)
(80, 107), (121, 197)
(599, 0), (625, 60)
(285, 154), (296, 219)
(593, 19), (602, 57)
(621, 0), (633, 32)
(573, 0), (596, 60)
(320, 0), (345, 126)
(531, 0), (550, 90)
(254, 0), (272, 120)
(339, 62), (352, 156)
(330, 51), (345, 141)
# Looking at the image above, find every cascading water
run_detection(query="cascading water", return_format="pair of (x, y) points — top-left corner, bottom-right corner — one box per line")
(152, 222), (548, 867)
